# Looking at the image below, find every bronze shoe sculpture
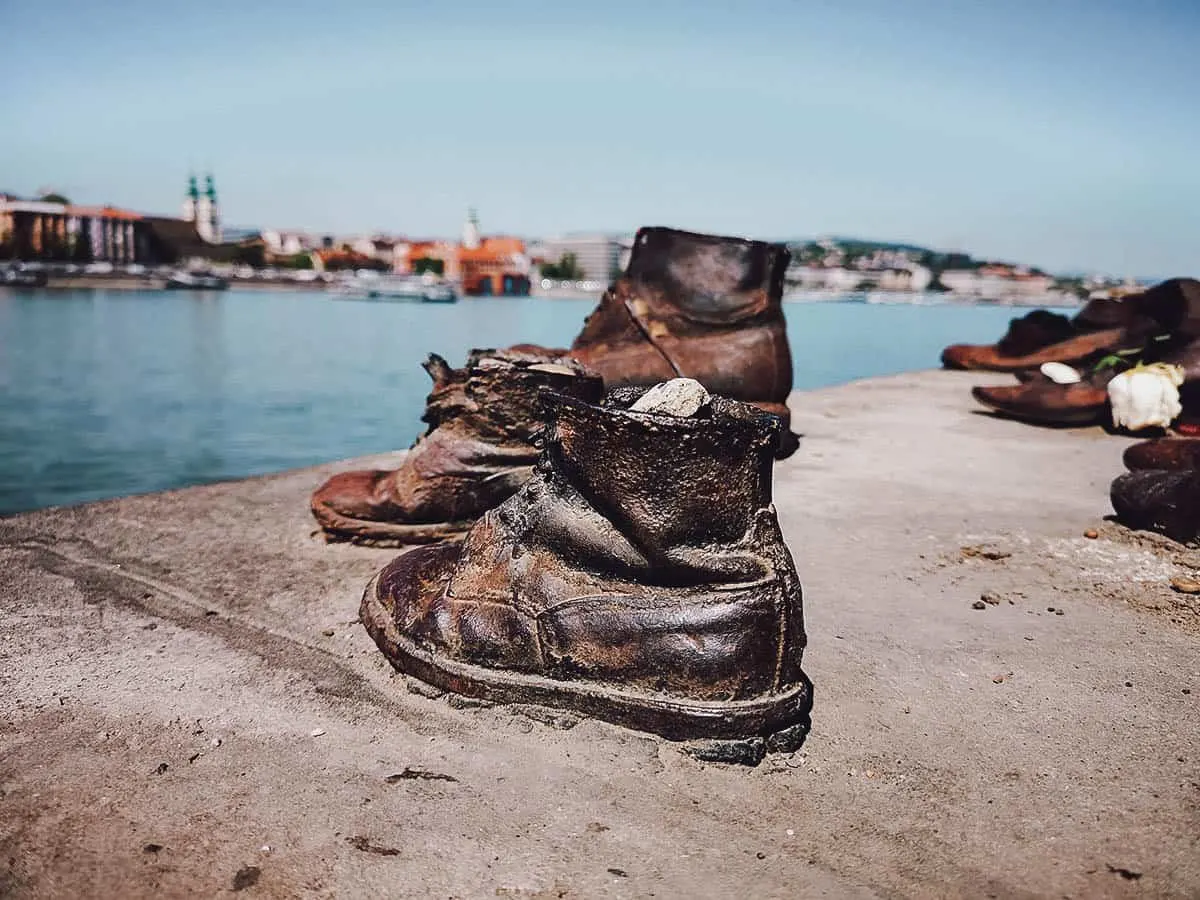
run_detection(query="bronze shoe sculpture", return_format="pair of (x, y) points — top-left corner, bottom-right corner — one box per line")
(516, 226), (799, 458)
(942, 278), (1200, 372)
(360, 378), (811, 755)
(970, 368), (1114, 426)
(942, 309), (1137, 373)
(1109, 332), (1200, 543)
(1123, 437), (1200, 471)
(1111, 469), (1200, 545)
(311, 349), (603, 546)
(971, 307), (1200, 428)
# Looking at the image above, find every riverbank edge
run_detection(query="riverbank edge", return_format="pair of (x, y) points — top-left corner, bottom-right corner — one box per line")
(3, 280), (1082, 306)
(2, 369), (1197, 898)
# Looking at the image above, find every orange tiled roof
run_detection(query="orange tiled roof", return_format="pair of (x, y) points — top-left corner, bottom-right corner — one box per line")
(460, 237), (525, 260)
(68, 205), (144, 221)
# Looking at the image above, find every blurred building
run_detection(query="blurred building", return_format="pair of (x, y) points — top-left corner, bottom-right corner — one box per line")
(398, 211), (531, 296)
(262, 230), (315, 256)
(940, 265), (1054, 297)
(0, 177), (256, 267)
(534, 233), (629, 281)
(1, 195), (149, 262)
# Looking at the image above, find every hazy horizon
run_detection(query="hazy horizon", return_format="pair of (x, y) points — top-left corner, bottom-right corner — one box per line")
(3, 0), (1198, 278)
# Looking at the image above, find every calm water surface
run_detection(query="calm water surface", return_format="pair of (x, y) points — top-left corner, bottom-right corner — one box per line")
(0, 288), (1048, 515)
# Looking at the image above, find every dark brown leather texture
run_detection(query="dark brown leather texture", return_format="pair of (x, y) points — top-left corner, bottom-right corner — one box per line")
(310, 349), (603, 545)
(514, 227), (800, 459)
(570, 228), (793, 403)
(970, 380), (1111, 426)
(360, 384), (811, 742)
(1123, 437), (1200, 472)
(942, 327), (1140, 373)
(942, 278), (1200, 373)
(1111, 469), (1200, 545)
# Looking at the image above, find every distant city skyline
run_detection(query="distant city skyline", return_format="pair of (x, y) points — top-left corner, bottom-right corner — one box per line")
(3, 0), (1198, 278)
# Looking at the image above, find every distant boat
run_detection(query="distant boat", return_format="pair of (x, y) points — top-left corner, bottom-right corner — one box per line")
(1, 266), (48, 287)
(165, 271), (228, 291)
(332, 274), (458, 303)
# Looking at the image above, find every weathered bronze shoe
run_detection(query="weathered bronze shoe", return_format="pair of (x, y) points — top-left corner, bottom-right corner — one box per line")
(1111, 469), (1200, 544)
(361, 379), (811, 748)
(311, 350), (603, 545)
(942, 278), (1200, 372)
(971, 373), (1113, 426)
(517, 226), (799, 458)
(1123, 437), (1200, 471)
(942, 312), (1133, 373)
(973, 320), (1200, 428)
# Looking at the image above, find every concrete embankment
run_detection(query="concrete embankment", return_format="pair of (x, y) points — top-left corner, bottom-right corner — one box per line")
(2, 370), (1197, 898)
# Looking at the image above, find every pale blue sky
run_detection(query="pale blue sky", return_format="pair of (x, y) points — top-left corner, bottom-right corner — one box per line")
(2, 0), (1197, 276)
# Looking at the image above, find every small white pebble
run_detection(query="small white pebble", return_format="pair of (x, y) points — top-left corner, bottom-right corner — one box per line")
(630, 378), (710, 417)
(786, 829), (795, 836)
(210, 738), (222, 748)
(1039, 361), (1082, 384)
(260, 845), (272, 853)
(310, 728), (326, 737)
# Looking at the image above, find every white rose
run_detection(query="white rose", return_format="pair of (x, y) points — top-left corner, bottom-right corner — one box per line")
(1107, 363), (1185, 431)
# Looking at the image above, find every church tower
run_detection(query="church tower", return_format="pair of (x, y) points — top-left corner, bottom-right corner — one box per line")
(195, 174), (222, 243)
(182, 174), (199, 223)
(461, 207), (480, 250)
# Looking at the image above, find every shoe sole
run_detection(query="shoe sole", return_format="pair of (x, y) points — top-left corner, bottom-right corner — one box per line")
(970, 388), (1107, 426)
(313, 506), (473, 547)
(360, 570), (813, 744)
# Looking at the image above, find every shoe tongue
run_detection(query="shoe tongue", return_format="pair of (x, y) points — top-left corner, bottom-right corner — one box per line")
(629, 378), (711, 417)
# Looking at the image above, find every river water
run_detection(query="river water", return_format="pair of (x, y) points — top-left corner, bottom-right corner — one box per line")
(0, 288), (1048, 515)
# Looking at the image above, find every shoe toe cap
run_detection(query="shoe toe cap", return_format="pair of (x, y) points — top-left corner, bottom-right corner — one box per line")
(1124, 438), (1200, 471)
(942, 344), (989, 370)
(1111, 469), (1200, 542)
(311, 469), (392, 521)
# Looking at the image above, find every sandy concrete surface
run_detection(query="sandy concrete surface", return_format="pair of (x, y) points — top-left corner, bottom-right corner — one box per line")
(2, 370), (1197, 899)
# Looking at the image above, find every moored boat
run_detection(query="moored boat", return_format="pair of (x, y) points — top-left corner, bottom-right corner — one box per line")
(332, 273), (458, 303)
(165, 271), (229, 291)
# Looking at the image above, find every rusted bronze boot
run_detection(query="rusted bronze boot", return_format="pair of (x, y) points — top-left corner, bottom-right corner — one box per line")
(361, 379), (811, 754)
(942, 278), (1200, 372)
(970, 369), (1115, 426)
(311, 350), (603, 545)
(1123, 437), (1200, 471)
(1111, 469), (1200, 544)
(972, 316), (1200, 428)
(941, 307), (1142, 373)
(520, 227), (799, 458)
(1111, 336), (1200, 542)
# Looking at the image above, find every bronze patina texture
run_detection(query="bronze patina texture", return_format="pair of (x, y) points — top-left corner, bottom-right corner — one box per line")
(360, 382), (811, 744)
(515, 226), (800, 458)
(1109, 338), (1200, 544)
(972, 306), (1200, 427)
(1111, 468), (1200, 545)
(1124, 436), (1200, 471)
(942, 277), (1200, 372)
(970, 371), (1114, 426)
(310, 349), (603, 546)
